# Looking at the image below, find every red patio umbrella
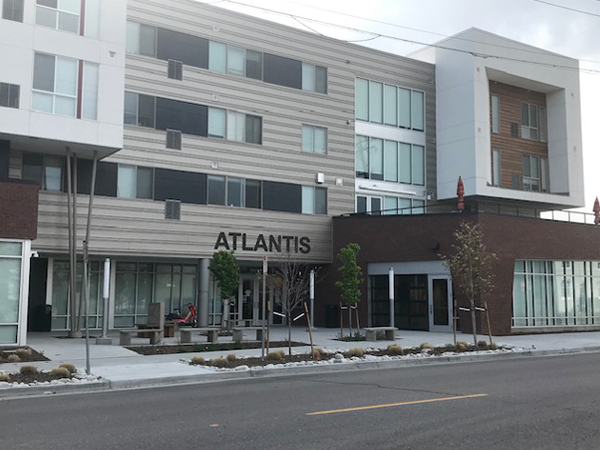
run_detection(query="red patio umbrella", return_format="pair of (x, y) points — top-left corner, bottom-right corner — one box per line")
(593, 196), (600, 225)
(457, 176), (465, 211)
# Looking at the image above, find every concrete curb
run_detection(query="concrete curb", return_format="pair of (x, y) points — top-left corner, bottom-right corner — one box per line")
(3, 346), (600, 397)
(0, 379), (111, 400)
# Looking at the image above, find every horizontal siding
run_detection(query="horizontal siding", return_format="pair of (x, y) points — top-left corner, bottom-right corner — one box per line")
(33, 192), (333, 262)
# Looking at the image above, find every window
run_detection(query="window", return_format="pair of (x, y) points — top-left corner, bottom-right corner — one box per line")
(301, 125), (327, 154)
(263, 53), (302, 89)
(117, 165), (153, 199)
(125, 93), (261, 144)
(521, 103), (546, 141)
(245, 114), (262, 145)
(491, 95), (499, 134)
(124, 92), (156, 128)
(227, 46), (245, 76)
(302, 63), (327, 93)
(0, 83), (19, 108)
(168, 60), (183, 80)
(245, 179), (261, 209)
(157, 28), (208, 69)
(355, 78), (369, 121)
(263, 181), (302, 213)
(126, 21), (157, 57)
(522, 155), (548, 192)
(227, 177), (244, 207)
(208, 41), (226, 73)
(32, 53), (98, 119)
(2, 0), (23, 22)
(81, 62), (98, 120)
(492, 149), (501, 186)
(207, 175), (226, 205)
(246, 50), (263, 80)
(22, 153), (64, 191)
(356, 135), (425, 186)
(380, 196), (424, 215)
(36, 0), (80, 34)
(384, 85), (397, 126)
(356, 195), (382, 215)
(302, 186), (326, 214)
(154, 169), (207, 205)
(32, 53), (77, 117)
(208, 108), (226, 138)
(356, 78), (424, 131)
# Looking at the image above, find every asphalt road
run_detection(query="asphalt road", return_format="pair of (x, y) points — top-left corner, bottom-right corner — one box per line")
(2, 353), (600, 450)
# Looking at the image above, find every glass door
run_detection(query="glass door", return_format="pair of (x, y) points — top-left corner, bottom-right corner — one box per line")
(429, 276), (453, 332)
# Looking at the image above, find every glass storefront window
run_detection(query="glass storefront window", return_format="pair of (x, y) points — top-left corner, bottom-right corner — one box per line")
(513, 259), (600, 328)
(0, 241), (23, 344)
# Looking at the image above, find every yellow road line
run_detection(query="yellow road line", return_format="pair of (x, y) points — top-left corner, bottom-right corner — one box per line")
(306, 393), (488, 416)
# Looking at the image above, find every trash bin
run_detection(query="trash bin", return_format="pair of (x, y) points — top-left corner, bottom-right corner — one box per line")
(325, 304), (339, 328)
(30, 304), (52, 332)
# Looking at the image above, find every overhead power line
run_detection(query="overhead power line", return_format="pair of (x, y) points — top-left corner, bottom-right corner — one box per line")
(210, 0), (600, 74)
(532, 0), (600, 17)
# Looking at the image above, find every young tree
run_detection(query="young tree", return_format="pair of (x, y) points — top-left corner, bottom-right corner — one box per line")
(209, 250), (239, 329)
(335, 243), (363, 335)
(441, 221), (497, 347)
(270, 255), (312, 356)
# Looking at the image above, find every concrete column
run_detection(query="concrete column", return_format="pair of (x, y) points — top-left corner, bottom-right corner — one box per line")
(198, 258), (210, 327)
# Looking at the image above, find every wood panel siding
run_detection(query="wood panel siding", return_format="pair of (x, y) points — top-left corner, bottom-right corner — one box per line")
(489, 81), (548, 190)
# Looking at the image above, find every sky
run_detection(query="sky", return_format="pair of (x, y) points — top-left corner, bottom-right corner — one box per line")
(200, 0), (600, 212)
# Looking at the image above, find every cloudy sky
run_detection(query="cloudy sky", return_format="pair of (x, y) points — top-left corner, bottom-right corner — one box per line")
(202, 0), (600, 211)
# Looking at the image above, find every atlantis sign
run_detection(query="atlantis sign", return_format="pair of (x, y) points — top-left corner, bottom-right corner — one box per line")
(214, 232), (311, 254)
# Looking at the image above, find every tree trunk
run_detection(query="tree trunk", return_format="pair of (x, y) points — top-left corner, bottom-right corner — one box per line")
(348, 305), (352, 336)
(287, 312), (292, 356)
(470, 297), (478, 347)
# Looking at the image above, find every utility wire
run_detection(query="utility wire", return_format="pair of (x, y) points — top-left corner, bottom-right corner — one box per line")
(531, 0), (600, 17)
(216, 0), (600, 74)
(265, 0), (600, 63)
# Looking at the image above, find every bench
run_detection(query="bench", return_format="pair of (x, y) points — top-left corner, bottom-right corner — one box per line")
(119, 303), (165, 346)
(232, 327), (264, 342)
(180, 328), (220, 344)
(364, 327), (397, 341)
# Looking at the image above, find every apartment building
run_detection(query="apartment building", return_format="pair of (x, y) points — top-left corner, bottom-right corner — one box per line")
(0, 1), (592, 345)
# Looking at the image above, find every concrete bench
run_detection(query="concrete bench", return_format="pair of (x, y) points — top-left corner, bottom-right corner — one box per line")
(119, 328), (163, 345)
(119, 303), (165, 346)
(180, 328), (220, 344)
(364, 327), (397, 341)
(232, 327), (264, 342)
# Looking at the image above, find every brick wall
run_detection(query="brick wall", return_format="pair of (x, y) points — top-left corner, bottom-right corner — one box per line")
(489, 81), (548, 190)
(0, 180), (39, 240)
(319, 212), (600, 335)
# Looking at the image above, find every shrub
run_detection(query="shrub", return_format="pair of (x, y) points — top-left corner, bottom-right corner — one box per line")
(15, 348), (32, 358)
(387, 344), (403, 356)
(7, 354), (20, 363)
(266, 350), (285, 363)
(59, 363), (77, 374)
(347, 347), (365, 358)
(0, 373), (10, 382)
(312, 348), (323, 360)
(50, 367), (71, 379)
(455, 341), (468, 352)
(226, 354), (237, 362)
(190, 356), (206, 365)
(477, 340), (489, 350)
(420, 342), (433, 350)
(19, 365), (37, 375)
(489, 342), (498, 350)
(210, 357), (228, 368)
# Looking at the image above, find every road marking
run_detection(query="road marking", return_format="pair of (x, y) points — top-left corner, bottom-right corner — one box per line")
(306, 393), (488, 416)
(209, 424), (220, 428)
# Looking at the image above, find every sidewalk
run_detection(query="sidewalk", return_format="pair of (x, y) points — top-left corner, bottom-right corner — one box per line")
(2, 327), (600, 394)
